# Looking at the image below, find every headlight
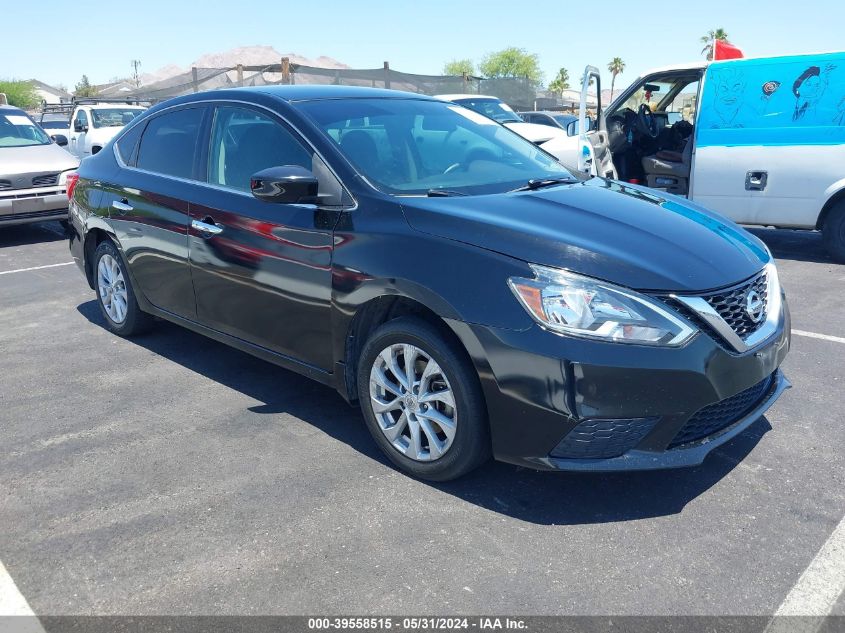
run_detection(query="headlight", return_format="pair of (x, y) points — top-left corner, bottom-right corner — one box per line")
(508, 265), (696, 346)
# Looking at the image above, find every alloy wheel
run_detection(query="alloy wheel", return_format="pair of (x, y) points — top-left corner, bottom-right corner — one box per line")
(369, 343), (457, 461)
(97, 254), (128, 324)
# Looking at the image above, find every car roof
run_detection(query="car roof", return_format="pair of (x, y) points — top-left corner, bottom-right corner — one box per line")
(522, 111), (576, 116)
(434, 94), (498, 101)
(247, 85), (438, 102)
(0, 104), (25, 113)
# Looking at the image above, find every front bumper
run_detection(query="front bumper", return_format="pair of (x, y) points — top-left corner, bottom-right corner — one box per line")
(448, 296), (791, 472)
(0, 188), (68, 226)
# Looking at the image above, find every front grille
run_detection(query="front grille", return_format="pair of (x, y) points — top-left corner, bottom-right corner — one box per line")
(669, 374), (774, 448)
(0, 180), (11, 191)
(701, 271), (768, 338)
(31, 173), (59, 187)
(551, 417), (659, 459)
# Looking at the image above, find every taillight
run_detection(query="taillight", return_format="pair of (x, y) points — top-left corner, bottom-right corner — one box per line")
(66, 173), (80, 201)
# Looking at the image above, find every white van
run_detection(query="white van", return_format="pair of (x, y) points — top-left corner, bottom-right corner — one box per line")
(575, 53), (845, 261)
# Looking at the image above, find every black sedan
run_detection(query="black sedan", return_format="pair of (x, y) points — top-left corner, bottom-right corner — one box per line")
(68, 86), (790, 481)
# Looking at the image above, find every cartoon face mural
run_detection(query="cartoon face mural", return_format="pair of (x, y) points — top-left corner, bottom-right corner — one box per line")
(793, 64), (836, 120)
(710, 68), (748, 128)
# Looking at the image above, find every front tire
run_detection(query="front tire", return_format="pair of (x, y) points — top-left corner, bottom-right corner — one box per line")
(93, 240), (152, 336)
(357, 317), (490, 481)
(823, 202), (845, 263)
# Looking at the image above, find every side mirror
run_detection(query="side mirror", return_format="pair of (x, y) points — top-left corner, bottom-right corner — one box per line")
(250, 165), (318, 204)
(74, 122), (88, 133)
(52, 134), (68, 146)
(566, 120), (579, 136)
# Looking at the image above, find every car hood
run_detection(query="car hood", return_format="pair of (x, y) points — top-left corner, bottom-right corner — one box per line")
(504, 121), (567, 143)
(0, 142), (78, 176)
(401, 179), (770, 292)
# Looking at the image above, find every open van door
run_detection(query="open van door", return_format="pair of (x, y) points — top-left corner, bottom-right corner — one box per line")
(579, 66), (618, 179)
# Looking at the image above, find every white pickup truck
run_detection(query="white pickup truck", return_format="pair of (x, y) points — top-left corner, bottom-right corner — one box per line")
(67, 100), (147, 159)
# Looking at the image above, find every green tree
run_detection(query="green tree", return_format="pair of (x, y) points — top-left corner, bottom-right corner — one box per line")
(607, 57), (626, 102)
(479, 47), (543, 86)
(0, 79), (40, 109)
(443, 59), (475, 76)
(700, 28), (729, 61)
(547, 68), (570, 96)
(74, 75), (97, 98)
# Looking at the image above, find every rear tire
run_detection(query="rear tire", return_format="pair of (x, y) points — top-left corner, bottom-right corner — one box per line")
(357, 317), (490, 481)
(823, 202), (845, 263)
(93, 240), (153, 337)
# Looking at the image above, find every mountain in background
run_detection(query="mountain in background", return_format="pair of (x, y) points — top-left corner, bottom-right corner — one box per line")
(138, 45), (349, 86)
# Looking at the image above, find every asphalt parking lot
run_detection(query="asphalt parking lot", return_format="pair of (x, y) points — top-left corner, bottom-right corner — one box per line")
(1, 221), (844, 617)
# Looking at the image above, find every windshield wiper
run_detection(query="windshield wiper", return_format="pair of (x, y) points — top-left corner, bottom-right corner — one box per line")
(508, 177), (578, 193)
(427, 189), (468, 197)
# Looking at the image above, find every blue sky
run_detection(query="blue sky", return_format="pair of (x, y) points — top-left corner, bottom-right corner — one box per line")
(5, 0), (844, 93)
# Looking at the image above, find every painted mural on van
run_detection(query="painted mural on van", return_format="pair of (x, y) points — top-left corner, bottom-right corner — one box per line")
(697, 52), (845, 147)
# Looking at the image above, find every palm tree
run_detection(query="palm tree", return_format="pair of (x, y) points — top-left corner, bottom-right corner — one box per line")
(548, 68), (570, 97)
(607, 57), (625, 103)
(700, 28), (729, 61)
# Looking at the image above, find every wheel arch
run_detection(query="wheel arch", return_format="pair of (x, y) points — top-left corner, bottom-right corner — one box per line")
(817, 181), (845, 230)
(340, 293), (477, 405)
(82, 224), (117, 289)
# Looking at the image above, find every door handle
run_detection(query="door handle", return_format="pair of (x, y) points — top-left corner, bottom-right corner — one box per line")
(191, 218), (223, 237)
(111, 199), (133, 214)
(745, 171), (768, 191)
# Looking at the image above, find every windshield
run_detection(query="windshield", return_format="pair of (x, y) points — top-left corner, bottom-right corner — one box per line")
(298, 98), (572, 196)
(91, 108), (144, 128)
(0, 112), (51, 148)
(451, 98), (523, 124)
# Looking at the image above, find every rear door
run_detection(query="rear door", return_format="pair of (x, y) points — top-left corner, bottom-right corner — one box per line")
(187, 104), (341, 370)
(579, 66), (617, 178)
(103, 105), (208, 319)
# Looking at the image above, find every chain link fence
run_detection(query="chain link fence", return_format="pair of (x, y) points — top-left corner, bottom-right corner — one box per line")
(115, 61), (539, 111)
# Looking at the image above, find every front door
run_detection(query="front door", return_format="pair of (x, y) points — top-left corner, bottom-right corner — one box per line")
(579, 66), (617, 179)
(188, 104), (338, 370)
(70, 109), (89, 158)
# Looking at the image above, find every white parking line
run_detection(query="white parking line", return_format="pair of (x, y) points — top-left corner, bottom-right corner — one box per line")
(765, 516), (845, 633)
(793, 329), (845, 345)
(0, 262), (74, 276)
(0, 560), (44, 633)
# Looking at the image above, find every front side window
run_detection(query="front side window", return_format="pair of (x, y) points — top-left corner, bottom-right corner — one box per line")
(136, 107), (204, 180)
(0, 111), (51, 148)
(299, 98), (571, 196)
(75, 110), (88, 129)
(207, 106), (312, 192)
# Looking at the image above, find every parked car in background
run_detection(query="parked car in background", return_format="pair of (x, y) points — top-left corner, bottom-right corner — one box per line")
(578, 52), (845, 261)
(520, 110), (578, 131)
(434, 94), (582, 167)
(66, 100), (147, 159)
(1, 104), (78, 226)
(69, 86), (790, 481)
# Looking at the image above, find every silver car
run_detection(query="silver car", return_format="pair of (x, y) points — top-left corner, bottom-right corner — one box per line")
(1, 105), (79, 227)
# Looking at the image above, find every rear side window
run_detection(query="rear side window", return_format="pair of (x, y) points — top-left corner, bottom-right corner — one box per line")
(136, 108), (204, 180)
(115, 121), (145, 166)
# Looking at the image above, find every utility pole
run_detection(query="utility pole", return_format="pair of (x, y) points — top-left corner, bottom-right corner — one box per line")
(130, 59), (142, 88)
